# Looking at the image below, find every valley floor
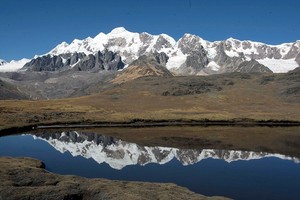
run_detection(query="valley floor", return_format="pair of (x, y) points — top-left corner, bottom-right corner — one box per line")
(0, 73), (299, 132)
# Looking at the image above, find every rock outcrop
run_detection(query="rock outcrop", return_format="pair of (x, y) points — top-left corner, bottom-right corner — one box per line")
(112, 53), (173, 84)
(235, 60), (273, 73)
(296, 53), (300, 66)
(0, 157), (227, 200)
(22, 50), (124, 72)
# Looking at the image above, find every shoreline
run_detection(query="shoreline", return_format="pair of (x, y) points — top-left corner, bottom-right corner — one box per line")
(0, 157), (229, 200)
(1, 119), (300, 136)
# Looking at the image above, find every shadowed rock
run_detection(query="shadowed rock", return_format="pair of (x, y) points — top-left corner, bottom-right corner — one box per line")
(23, 50), (124, 72)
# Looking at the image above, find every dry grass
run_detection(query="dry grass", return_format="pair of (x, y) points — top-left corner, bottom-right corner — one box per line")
(0, 73), (299, 130)
(0, 157), (228, 200)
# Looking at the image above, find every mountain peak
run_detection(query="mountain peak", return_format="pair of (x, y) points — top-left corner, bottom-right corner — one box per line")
(0, 59), (7, 66)
(17, 27), (299, 74)
(226, 37), (240, 42)
(109, 27), (129, 34)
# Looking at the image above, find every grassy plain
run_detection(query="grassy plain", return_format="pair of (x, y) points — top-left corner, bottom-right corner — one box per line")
(0, 73), (299, 131)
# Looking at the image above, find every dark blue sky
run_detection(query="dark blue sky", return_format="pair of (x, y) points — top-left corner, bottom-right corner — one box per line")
(1, 0), (299, 61)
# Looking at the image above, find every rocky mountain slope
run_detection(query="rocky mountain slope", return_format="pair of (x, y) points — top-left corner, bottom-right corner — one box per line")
(0, 70), (116, 99)
(22, 50), (124, 72)
(1, 27), (299, 74)
(0, 79), (28, 100)
(112, 52), (173, 84)
(33, 131), (299, 170)
(45, 27), (299, 74)
(296, 53), (300, 66)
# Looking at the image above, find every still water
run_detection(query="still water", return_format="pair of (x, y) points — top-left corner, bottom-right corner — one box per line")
(1, 130), (300, 200)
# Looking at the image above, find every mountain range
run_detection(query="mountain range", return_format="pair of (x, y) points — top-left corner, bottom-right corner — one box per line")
(32, 131), (300, 170)
(1, 27), (299, 74)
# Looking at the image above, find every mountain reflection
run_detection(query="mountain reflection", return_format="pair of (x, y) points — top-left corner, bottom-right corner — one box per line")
(31, 131), (299, 170)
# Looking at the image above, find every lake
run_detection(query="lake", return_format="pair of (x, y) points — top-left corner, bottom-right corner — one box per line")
(1, 129), (300, 200)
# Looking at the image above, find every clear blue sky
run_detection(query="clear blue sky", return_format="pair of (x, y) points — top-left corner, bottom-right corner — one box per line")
(1, 0), (299, 61)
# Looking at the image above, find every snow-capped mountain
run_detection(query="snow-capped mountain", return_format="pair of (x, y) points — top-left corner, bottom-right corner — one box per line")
(49, 27), (177, 66)
(44, 27), (299, 74)
(31, 131), (300, 170)
(0, 59), (6, 66)
(0, 58), (30, 72)
(3, 27), (300, 74)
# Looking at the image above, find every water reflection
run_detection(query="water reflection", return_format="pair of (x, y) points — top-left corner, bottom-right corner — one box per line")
(31, 131), (300, 170)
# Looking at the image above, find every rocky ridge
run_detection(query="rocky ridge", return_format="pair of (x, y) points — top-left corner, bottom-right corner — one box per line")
(22, 50), (124, 72)
(112, 52), (173, 83)
(1, 27), (299, 74)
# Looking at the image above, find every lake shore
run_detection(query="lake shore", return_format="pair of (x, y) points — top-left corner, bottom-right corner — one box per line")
(0, 156), (229, 200)
(1, 118), (300, 135)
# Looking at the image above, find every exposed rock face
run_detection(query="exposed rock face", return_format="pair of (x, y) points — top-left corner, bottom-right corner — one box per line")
(296, 53), (300, 66)
(72, 50), (124, 71)
(177, 34), (206, 54)
(153, 35), (174, 50)
(0, 157), (225, 200)
(11, 28), (300, 74)
(46, 27), (298, 74)
(204, 43), (272, 74)
(209, 43), (245, 73)
(284, 42), (300, 59)
(112, 53), (173, 84)
(23, 54), (70, 71)
(152, 51), (169, 66)
(174, 34), (209, 75)
(221, 38), (299, 60)
(22, 50), (124, 72)
(236, 60), (273, 73)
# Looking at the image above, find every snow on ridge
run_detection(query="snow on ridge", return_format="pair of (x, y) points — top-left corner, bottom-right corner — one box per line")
(4, 27), (299, 73)
(0, 58), (30, 72)
(257, 58), (299, 73)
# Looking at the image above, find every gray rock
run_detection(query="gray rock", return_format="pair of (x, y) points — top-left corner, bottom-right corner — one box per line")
(112, 54), (173, 84)
(107, 37), (127, 48)
(251, 45), (282, 59)
(236, 60), (272, 73)
(284, 42), (300, 59)
(213, 43), (245, 73)
(153, 35), (173, 51)
(176, 34), (209, 75)
(23, 51), (124, 72)
(23, 55), (66, 71)
(129, 54), (171, 77)
(0, 79), (29, 100)
(23, 52), (87, 72)
(295, 53), (300, 66)
(152, 52), (169, 66)
(178, 34), (206, 54)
